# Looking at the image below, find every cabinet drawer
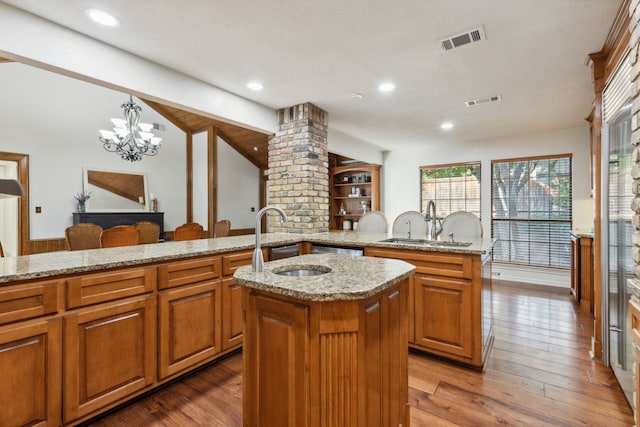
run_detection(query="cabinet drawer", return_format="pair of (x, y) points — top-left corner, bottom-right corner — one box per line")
(66, 267), (156, 308)
(365, 248), (472, 279)
(222, 250), (253, 277)
(158, 256), (222, 289)
(0, 280), (60, 325)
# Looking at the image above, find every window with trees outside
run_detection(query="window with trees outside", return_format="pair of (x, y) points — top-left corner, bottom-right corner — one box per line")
(420, 162), (481, 218)
(491, 154), (572, 268)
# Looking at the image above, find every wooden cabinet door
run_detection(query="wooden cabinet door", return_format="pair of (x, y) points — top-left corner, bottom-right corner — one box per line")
(244, 291), (310, 427)
(222, 277), (243, 350)
(158, 280), (222, 379)
(0, 318), (61, 427)
(414, 274), (472, 358)
(64, 296), (156, 423)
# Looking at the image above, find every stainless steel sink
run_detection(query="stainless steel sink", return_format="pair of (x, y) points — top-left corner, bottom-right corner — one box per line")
(273, 265), (332, 277)
(380, 238), (472, 247)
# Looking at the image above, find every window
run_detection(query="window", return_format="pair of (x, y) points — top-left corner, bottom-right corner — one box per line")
(491, 155), (572, 268)
(420, 162), (481, 218)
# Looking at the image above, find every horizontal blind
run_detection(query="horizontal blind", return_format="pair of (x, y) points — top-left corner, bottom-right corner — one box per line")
(420, 163), (481, 218)
(603, 53), (630, 123)
(491, 155), (572, 268)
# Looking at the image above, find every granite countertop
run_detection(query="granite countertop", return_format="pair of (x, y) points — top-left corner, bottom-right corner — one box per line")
(233, 253), (415, 301)
(0, 231), (494, 284)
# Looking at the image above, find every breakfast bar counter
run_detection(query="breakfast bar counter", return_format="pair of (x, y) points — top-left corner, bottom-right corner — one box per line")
(234, 254), (415, 427)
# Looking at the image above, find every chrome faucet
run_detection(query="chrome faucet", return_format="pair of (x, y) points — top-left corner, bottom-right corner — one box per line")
(252, 205), (288, 272)
(405, 220), (412, 239)
(425, 200), (442, 240)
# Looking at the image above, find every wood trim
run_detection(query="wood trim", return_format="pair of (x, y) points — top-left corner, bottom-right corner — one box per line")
(490, 153), (573, 164)
(0, 151), (29, 255)
(601, 0), (632, 82)
(419, 160), (481, 170)
(27, 238), (66, 254)
(186, 132), (193, 223)
(208, 125), (217, 238)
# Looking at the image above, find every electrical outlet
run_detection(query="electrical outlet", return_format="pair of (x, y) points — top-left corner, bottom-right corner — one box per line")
(492, 271), (501, 277)
(251, 207), (255, 212)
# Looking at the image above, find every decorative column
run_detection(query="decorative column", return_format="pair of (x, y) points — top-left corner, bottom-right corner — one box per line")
(267, 103), (329, 233)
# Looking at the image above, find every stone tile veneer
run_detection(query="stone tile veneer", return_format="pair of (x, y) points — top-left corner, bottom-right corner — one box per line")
(268, 103), (329, 234)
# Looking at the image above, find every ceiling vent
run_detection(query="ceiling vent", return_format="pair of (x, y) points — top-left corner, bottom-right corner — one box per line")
(440, 26), (486, 52)
(464, 94), (502, 107)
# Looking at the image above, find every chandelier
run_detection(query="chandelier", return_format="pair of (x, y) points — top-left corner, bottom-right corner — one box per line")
(98, 96), (162, 162)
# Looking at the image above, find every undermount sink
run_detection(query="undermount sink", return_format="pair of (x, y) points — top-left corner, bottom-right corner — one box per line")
(273, 265), (332, 277)
(380, 238), (473, 247)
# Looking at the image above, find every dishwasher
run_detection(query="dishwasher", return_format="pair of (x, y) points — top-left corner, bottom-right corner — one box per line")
(310, 244), (364, 256)
(269, 244), (300, 260)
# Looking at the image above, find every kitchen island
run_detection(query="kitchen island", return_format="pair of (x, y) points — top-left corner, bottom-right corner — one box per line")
(234, 253), (415, 427)
(0, 231), (492, 426)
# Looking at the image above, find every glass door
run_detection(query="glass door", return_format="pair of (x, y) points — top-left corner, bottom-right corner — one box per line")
(604, 104), (634, 404)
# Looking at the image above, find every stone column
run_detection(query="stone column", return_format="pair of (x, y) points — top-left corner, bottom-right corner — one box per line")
(267, 103), (329, 233)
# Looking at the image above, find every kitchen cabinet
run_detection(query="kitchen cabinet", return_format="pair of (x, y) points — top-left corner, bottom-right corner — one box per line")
(243, 280), (409, 427)
(0, 279), (62, 427)
(222, 250), (254, 349)
(365, 246), (493, 369)
(0, 318), (62, 427)
(63, 295), (156, 423)
(570, 234), (594, 313)
(157, 256), (223, 379)
(330, 164), (380, 230)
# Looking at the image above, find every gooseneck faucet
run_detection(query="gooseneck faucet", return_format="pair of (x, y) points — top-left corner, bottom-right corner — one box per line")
(252, 205), (288, 272)
(425, 200), (442, 240)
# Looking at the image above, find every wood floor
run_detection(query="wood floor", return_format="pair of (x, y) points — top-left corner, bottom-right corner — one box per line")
(86, 282), (634, 426)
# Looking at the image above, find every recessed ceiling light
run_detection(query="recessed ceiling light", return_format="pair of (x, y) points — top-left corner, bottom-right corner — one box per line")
(378, 82), (395, 93)
(440, 122), (454, 130)
(247, 82), (264, 91)
(85, 9), (119, 26)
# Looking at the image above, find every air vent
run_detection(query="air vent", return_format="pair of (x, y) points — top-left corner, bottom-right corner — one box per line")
(464, 94), (502, 107)
(440, 26), (486, 52)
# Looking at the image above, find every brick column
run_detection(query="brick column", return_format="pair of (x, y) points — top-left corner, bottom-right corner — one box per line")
(267, 103), (329, 233)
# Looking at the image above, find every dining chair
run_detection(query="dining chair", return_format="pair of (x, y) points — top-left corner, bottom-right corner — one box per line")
(173, 222), (204, 241)
(392, 211), (427, 237)
(441, 211), (483, 241)
(214, 220), (231, 238)
(65, 223), (104, 250)
(134, 221), (160, 244)
(357, 211), (388, 233)
(100, 225), (140, 248)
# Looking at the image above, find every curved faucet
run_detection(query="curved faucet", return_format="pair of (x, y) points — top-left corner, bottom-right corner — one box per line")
(252, 205), (288, 272)
(425, 200), (442, 240)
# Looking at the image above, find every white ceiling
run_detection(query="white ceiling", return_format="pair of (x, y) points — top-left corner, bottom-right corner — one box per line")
(0, 0), (622, 151)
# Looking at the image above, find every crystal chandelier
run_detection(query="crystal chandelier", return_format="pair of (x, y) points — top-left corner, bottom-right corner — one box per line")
(98, 96), (162, 162)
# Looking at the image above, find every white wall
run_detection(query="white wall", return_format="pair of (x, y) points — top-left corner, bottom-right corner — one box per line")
(328, 129), (384, 165)
(0, 62), (260, 239)
(217, 138), (260, 228)
(382, 126), (593, 287)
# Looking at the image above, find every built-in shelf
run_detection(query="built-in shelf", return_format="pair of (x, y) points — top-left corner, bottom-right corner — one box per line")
(330, 164), (380, 230)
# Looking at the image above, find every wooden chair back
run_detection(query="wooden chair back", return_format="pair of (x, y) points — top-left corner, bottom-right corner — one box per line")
(65, 223), (103, 250)
(100, 225), (140, 248)
(134, 221), (160, 244)
(173, 223), (204, 241)
(0, 240), (4, 257)
(214, 220), (231, 238)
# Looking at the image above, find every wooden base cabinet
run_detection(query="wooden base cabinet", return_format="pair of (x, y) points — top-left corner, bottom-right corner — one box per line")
(0, 318), (62, 427)
(158, 280), (221, 379)
(414, 275), (472, 359)
(366, 247), (493, 369)
(243, 280), (409, 427)
(63, 296), (156, 423)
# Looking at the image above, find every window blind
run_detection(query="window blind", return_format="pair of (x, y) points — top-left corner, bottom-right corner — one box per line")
(491, 155), (572, 268)
(603, 53), (630, 124)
